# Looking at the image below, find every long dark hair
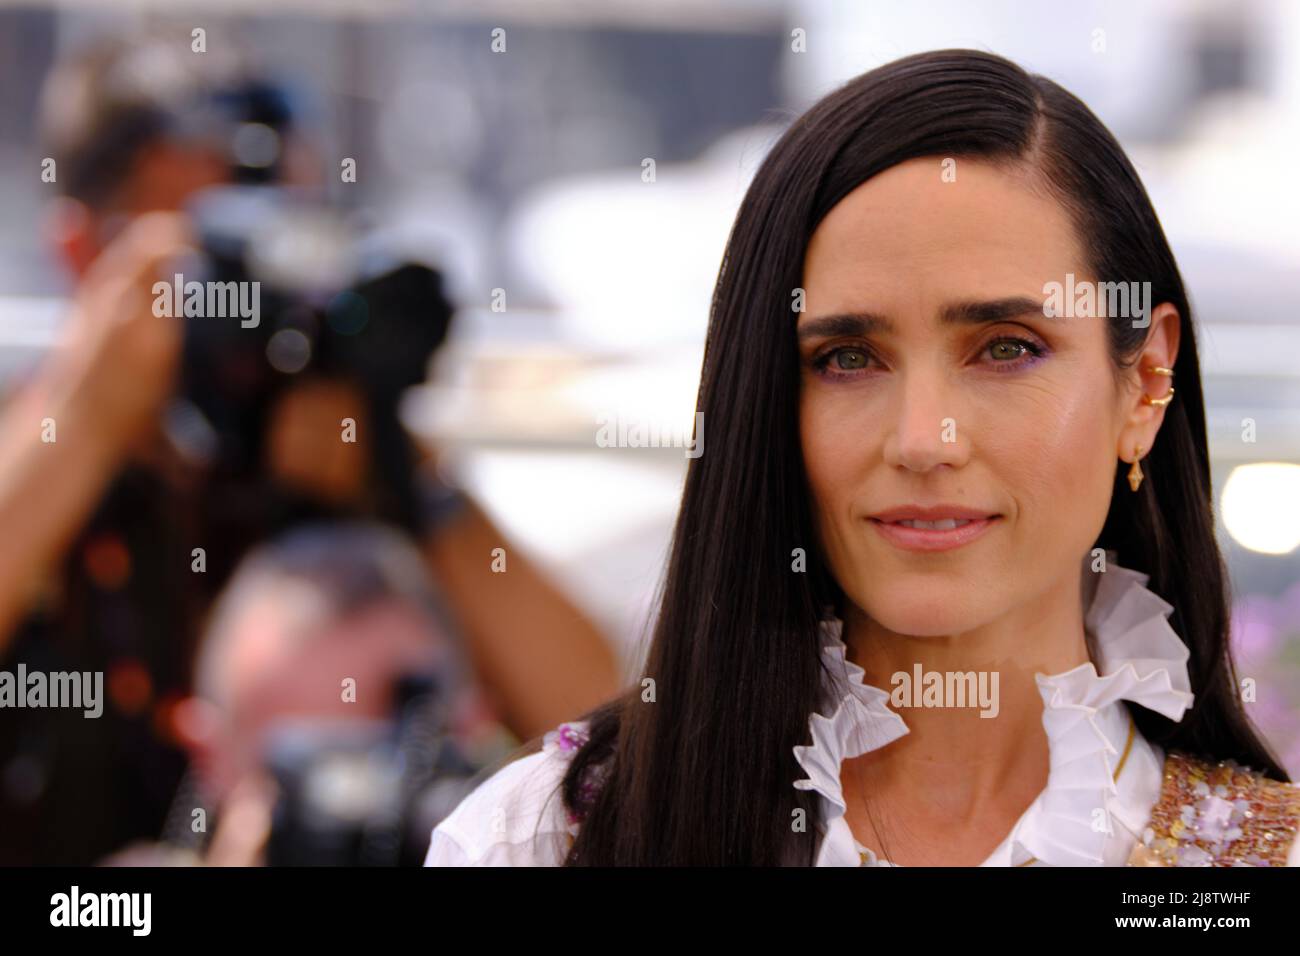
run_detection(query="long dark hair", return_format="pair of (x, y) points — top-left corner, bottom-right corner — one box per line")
(556, 48), (1287, 865)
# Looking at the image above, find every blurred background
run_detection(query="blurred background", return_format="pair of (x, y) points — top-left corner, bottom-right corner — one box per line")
(0, 0), (1297, 863)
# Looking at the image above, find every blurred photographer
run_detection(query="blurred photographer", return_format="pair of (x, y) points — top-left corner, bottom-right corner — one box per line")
(133, 522), (512, 867)
(0, 32), (617, 865)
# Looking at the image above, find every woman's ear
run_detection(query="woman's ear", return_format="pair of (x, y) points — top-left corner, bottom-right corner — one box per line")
(1116, 302), (1181, 464)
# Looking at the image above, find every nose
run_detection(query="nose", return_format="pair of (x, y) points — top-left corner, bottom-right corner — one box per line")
(881, 369), (970, 474)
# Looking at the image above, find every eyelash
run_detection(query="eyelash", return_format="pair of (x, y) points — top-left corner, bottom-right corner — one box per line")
(810, 336), (1047, 380)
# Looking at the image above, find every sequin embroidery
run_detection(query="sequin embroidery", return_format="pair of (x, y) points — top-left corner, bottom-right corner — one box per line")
(1127, 750), (1300, 866)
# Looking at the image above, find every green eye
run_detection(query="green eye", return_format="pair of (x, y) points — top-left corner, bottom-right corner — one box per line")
(835, 349), (869, 369)
(988, 340), (1027, 361)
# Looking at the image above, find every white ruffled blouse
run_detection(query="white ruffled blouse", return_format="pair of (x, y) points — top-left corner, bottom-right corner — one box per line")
(425, 561), (1300, 866)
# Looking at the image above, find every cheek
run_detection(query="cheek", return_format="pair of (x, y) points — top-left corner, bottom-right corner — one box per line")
(985, 374), (1119, 534)
(799, 389), (876, 548)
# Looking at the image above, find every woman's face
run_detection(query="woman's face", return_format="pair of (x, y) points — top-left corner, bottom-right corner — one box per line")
(798, 157), (1160, 637)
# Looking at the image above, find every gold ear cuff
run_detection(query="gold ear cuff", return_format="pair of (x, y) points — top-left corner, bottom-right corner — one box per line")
(1141, 365), (1174, 407)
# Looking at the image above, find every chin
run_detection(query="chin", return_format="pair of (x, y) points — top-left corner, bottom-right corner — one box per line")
(866, 605), (984, 638)
(847, 570), (1003, 637)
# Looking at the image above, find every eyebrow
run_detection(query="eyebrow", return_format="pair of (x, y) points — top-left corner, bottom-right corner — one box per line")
(796, 296), (1046, 341)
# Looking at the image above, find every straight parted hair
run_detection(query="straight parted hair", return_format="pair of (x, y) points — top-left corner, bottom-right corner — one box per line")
(551, 49), (1287, 865)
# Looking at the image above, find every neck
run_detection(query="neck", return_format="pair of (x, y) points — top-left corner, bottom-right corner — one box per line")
(840, 571), (1092, 829)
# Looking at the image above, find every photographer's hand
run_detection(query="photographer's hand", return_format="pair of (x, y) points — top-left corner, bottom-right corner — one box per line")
(0, 212), (192, 653)
(52, 211), (191, 452)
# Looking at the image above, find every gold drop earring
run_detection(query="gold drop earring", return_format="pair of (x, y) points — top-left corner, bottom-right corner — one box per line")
(1128, 446), (1145, 493)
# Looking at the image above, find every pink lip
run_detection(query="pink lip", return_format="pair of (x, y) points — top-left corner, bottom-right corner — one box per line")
(870, 505), (996, 523)
(868, 515), (998, 554)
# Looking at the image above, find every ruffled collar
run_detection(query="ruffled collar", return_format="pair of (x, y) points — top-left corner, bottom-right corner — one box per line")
(792, 556), (1195, 866)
